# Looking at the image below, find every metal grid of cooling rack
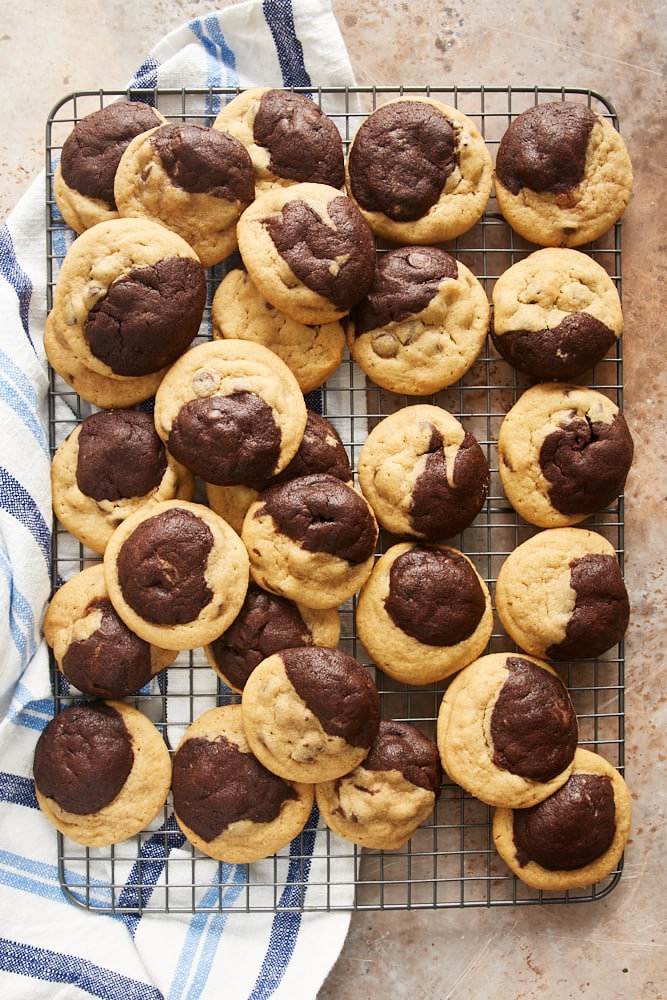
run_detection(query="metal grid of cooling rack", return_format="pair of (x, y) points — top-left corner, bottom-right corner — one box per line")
(45, 85), (626, 914)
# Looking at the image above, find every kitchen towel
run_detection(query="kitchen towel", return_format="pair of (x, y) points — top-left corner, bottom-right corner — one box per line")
(0, 2), (358, 997)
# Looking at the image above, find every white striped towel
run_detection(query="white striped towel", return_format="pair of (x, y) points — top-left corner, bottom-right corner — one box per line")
(0, 2), (358, 997)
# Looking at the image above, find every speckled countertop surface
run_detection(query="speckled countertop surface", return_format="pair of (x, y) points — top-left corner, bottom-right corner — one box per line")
(2, 2), (665, 997)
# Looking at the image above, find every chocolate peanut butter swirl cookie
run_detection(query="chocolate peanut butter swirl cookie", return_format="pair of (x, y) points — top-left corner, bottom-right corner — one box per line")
(241, 646), (381, 783)
(498, 383), (634, 528)
(491, 247), (624, 380)
(33, 700), (171, 847)
(345, 97), (492, 243)
(355, 542), (493, 685)
(172, 704), (313, 863)
(153, 338), (308, 488)
(53, 100), (166, 233)
(44, 217), (207, 405)
(347, 245), (490, 394)
(241, 473), (378, 610)
(437, 652), (579, 809)
(114, 122), (255, 266)
(495, 527), (630, 660)
(493, 747), (632, 889)
(316, 719), (443, 850)
(494, 101), (633, 247)
(43, 564), (176, 699)
(236, 182), (376, 325)
(51, 408), (194, 554)
(357, 404), (489, 541)
(103, 499), (249, 650)
(214, 87), (345, 190)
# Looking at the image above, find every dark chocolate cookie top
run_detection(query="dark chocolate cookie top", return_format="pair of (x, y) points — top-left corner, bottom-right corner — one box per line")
(362, 719), (443, 796)
(253, 89), (345, 187)
(75, 408), (167, 502)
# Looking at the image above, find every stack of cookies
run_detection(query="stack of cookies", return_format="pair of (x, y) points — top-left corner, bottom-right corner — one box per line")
(37, 89), (633, 886)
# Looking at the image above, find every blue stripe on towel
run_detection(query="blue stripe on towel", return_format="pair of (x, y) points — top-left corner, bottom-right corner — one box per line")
(187, 15), (239, 120)
(247, 809), (318, 999)
(0, 349), (47, 453)
(119, 815), (187, 937)
(263, 0), (311, 88)
(0, 939), (165, 1000)
(166, 865), (248, 1000)
(0, 225), (33, 349)
(0, 467), (51, 566)
(0, 772), (38, 810)
(128, 55), (160, 94)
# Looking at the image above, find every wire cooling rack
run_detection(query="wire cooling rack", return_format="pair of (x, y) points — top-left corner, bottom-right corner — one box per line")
(45, 85), (627, 913)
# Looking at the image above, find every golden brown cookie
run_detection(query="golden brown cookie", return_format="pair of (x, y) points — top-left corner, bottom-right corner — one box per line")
(45, 218), (207, 398)
(495, 527), (630, 660)
(51, 408), (195, 554)
(492, 747), (632, 890)
(205, 408), (353, 534)
(345, 97), (493, 243)
(236, 181), (376, 325)
(33, 700), (171, 847)
(171, 704), (314, 863)
(213, 87), (345, 191)
(241, 473), (378, 610)
(355, 542), (493, 685)
(436, 652), (578, 808)
(357, 404), (488, 541)
(103, 499), (249, 650)
(315, 719), (442, 850)
(114, 122), (255, 266)
(43, 563), (177, 699)
(497, 383), (634, 528)
(204, 581), (340, 692)
(53, 100), (166, 233)
(494, 101), (633, 247)
(490, 247), (623, 380)
(153, 338), (308, 487)
(241, 646), (381, 783)
(346, 245), (490, 394)
(211, 268), (346, 393)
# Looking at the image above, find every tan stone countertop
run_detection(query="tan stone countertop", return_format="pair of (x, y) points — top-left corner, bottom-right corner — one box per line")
(2, 2), (665, 997)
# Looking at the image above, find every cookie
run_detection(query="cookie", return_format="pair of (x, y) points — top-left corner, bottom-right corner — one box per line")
(497, 383), (634, 528)
(494, 101), (633, 248)
(315, 719), (443, 850)
(205, 408), (353, 533)
(241, 473), (378, 610)
(492, 747), (632, 890)
(495, 527), (630, 660)
(236, 181), (376, 325)
(241, 646), (381, 783)
(204, 581), (341, 692)
(33, 700), (171, 847)
(436, 652), (579, 808)
(345, 97), (493, 244)
(103, 499), (249, 650)
(114, 122), (255, 266)
(213, 87), (345, 191)
(51, 407), (195, 554)
(45, 218), (207, 390)
(357, 404), (488, 541)
(43, 563), (177, 699)
(152, 338), (307, 487)
(211, 268), (346, 393)
(53, 100), (166, 233)
(490, 247), (623, 380)
(171, 704), (314, 863)
(346, 246), (490, 394)
(355, 542), (493, 685)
